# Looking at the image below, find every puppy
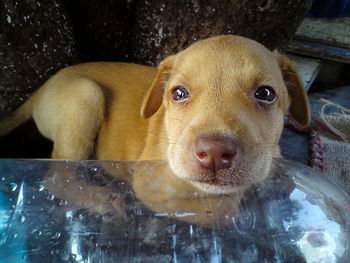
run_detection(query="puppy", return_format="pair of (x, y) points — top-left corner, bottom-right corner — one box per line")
(0, 35), (310, 196)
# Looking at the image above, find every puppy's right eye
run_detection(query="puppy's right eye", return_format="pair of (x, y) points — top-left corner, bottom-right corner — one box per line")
(254, 86), (276, 103)
(172, 86), (190, 101)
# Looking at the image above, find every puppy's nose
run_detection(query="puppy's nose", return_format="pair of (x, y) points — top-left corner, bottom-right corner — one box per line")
(194, 136), (237, 172)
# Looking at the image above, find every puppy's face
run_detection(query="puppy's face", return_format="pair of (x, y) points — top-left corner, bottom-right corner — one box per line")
(142, 35), (310, 194)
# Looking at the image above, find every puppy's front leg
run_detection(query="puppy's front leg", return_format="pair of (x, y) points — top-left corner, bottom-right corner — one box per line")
(43, 162), (127, 217)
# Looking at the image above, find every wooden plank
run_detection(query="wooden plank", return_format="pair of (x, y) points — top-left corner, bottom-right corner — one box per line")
(287, 40), (350, 64)
(295, 18), (350, 49)
(288, 54), (322, 91)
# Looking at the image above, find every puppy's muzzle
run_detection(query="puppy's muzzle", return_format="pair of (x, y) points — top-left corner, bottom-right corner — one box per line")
(194, 136), (237, 173)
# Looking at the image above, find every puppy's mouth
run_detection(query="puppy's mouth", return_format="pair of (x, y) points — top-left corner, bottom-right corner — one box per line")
(193, 167), (248, 187)
(190, 175), (249, 195)
(197, 177), (232, 186)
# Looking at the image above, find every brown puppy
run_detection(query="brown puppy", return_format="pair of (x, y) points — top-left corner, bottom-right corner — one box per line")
(0, 35), (310, 195)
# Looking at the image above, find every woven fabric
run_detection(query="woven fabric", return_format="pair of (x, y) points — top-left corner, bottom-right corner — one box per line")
(311, 114), (350, 195)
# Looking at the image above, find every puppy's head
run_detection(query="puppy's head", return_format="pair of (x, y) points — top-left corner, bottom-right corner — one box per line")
(141, 35), (310, 194)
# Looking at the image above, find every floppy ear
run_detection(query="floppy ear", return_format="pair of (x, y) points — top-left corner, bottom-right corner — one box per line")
(140, 56), (175, 119)
(278, 54), (311, 127)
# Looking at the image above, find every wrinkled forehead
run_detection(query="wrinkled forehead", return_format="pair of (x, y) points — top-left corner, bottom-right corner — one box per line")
(171, 36), (282, 87)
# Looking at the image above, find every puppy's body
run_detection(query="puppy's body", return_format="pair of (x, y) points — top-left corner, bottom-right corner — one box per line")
(33, 63), (162, 160)
(91, 63), (167, 161)
(0, 35), (310, 195)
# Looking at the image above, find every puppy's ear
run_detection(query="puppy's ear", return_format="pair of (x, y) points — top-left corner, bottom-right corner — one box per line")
(278, 54), (311, 127)
(141, 56), (175, 119)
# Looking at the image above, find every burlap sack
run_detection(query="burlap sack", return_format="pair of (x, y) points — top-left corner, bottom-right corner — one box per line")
(311, 101), (350, 195)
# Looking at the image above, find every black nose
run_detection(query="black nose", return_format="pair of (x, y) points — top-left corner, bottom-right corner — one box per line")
(194, 136), (237, 172)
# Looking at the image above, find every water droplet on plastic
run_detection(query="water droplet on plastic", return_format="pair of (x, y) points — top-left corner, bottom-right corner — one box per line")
(47, 194), (55, 201)
(33, 184), (45, 192)
(59, 200), (68, 206)
(5, 182), (17, 192)
(72, 254), (77, 259)
(18, 215), (26, 223)
(90, 167), (98, 172)
(53, 232), (61, 239)
(12, 233), (18, 239)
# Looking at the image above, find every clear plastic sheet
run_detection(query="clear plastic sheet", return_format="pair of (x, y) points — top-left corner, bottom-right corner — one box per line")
(0, 159), (349, 263)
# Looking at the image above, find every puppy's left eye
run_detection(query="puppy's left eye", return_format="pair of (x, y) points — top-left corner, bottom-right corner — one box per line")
(254, 86), (276, 103)
(172, 86), (190, 101)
